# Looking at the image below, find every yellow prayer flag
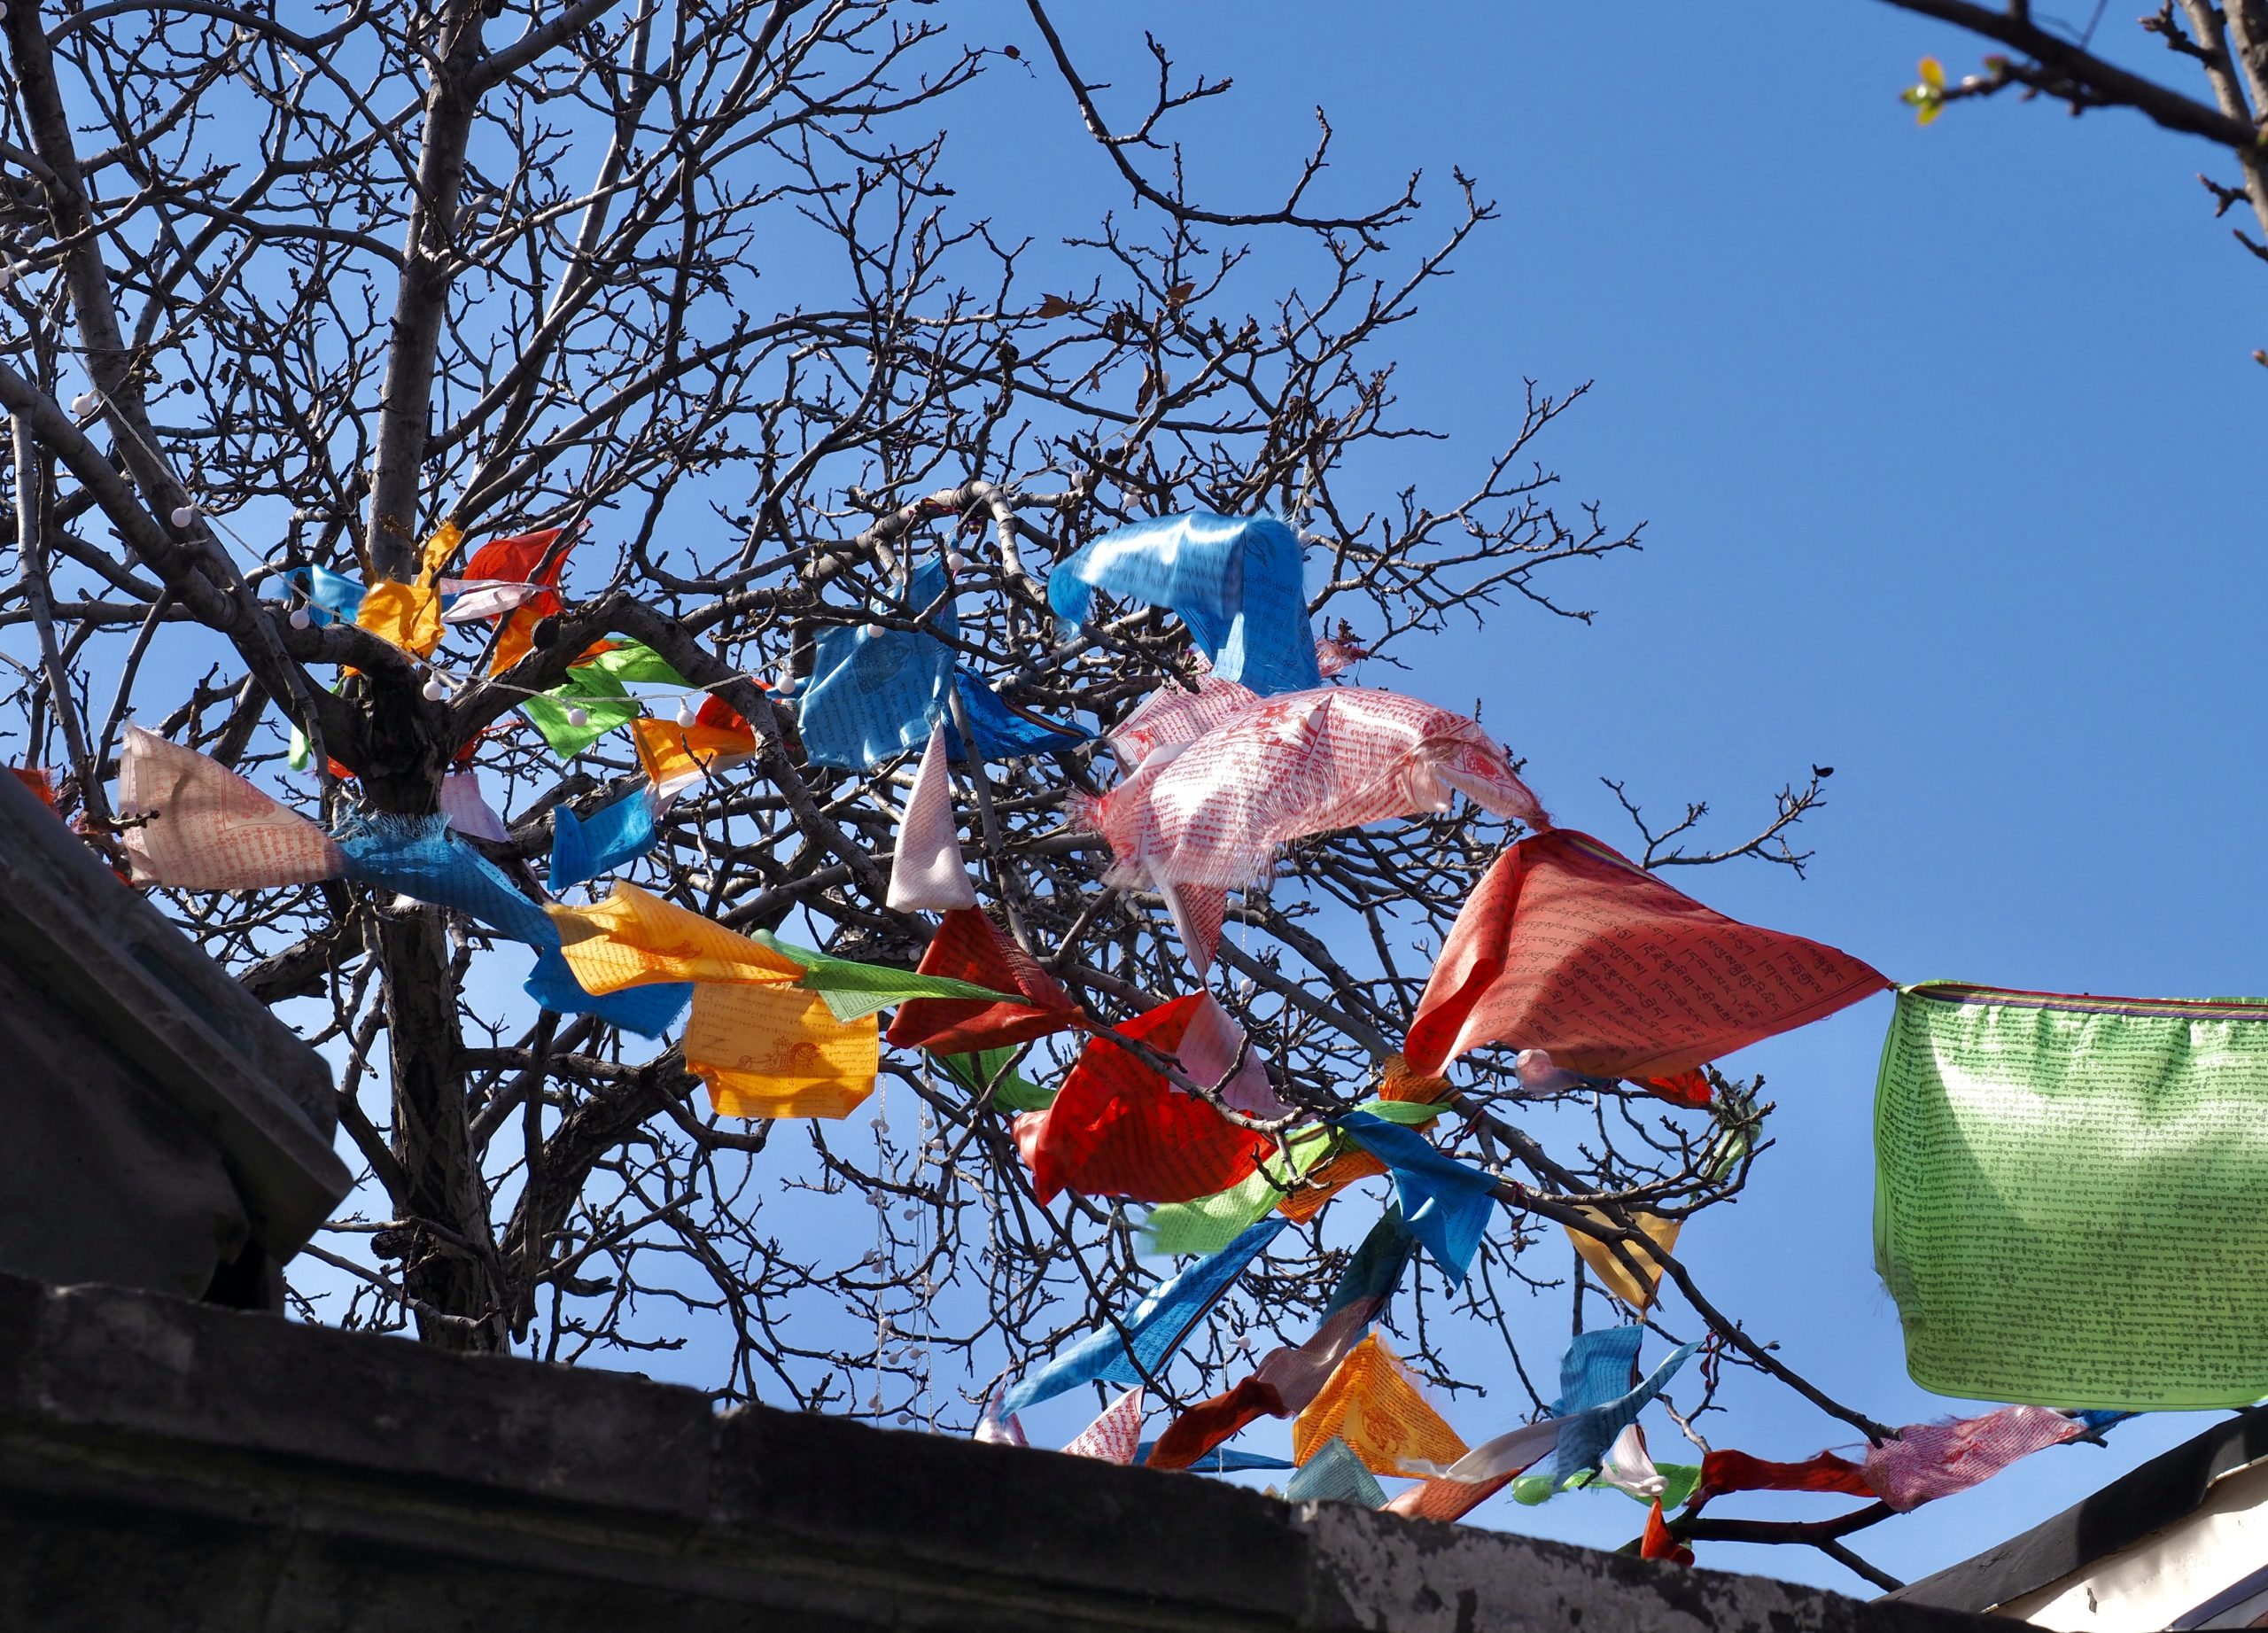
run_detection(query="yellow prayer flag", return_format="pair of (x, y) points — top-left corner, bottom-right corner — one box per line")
(686, 981), (879, 1121)
(356, 579), (443, 657)
(544, 882), (803, 992)
(1293, 1334), (1468, 1476)
(418, 520), (463, 587)
(1566, 1209), (1682, 1310)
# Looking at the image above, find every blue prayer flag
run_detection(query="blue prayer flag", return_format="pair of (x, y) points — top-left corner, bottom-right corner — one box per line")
(550, 786), (660, 890)
(998, 1215), (1285, 1416)
(1046, 512), (1319, 696)
(796, 559), (959, 770)
(1336, 1113), (1497, 1288)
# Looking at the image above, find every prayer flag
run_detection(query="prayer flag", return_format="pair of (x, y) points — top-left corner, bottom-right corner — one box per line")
(1693, 1449), (1874, 1505)
(1565, 1209), (1682, 1310)
(885, 725), (976, 911)
(752, 929), (1018, 1022)
(1014, 992), (1271, 1205)
(796, 557), (958, 770)
(883, 909), (1082, 1053)
(1140, 1126), (1335, 1257)
(1875, 983), (2268, 1409)
(545, 882), (803, 991)
(1089, 686), (1546, 972)
(1336, 1111), (1496, 1287)
(1863, 1405), (2082, 1512)
(1286, 1437), (1386, 1508)
(1047, 513), (1321, 696)
(117, 725), (345, 889)
(684, 979), (878, 1120)
(1403, 828), (1886, 1080)
(355, 579), (443, 657)
(1293, 1333), (1468, 1476)
(945, 671), (1091, 759)
(632, 696), (755, 795)
(997, 1215), (1285, 1416)
(549, 785), (660, 890)
(1062, 1387), (1146, 1464)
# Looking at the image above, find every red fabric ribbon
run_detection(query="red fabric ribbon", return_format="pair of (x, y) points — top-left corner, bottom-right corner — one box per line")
(1695, 1449), (1875, 1505)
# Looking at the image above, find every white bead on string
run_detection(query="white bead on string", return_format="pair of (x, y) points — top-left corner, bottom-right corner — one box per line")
(564, 705), (589, 727)
(288, 607), (312, 631)
(169, 504), (198, 528)
(421, 675), (447, 703)
(69, 390), (99, 417)
(675, 695), (698, 727)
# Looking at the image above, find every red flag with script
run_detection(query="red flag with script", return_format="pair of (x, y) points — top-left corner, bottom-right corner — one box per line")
(884, 908), (1084, 1054)
(1014, 992), (1269, 1204)
(1402, 829), (1887, 1081)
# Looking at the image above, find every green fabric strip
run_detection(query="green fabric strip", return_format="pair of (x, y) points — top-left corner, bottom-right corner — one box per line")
(1875, 980), (2268, 1410)
(1139, 1125), (1335, 1257)
(750, 931), (1019, 1022)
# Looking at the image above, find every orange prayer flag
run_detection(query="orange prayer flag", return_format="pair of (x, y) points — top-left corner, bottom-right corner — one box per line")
(356, 579), (443, 657)
(417, 520), (463, 587)
(544, 882), (803, 992)
(1377, 1052), (1452, 1105)
(1641, 1499), (1694, 1566)
(631, 707), (756, 791)
(1293, 1333), (1468, 1476)
(686, 980), (879, 1120)
(1566, 1209), (1682, 1310)
(1277, 1147), (1388, 1224)
(487, 605), (542, 673)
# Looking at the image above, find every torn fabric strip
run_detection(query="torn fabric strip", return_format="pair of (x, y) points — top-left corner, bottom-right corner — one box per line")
(1863, 1405), (2083, 1512)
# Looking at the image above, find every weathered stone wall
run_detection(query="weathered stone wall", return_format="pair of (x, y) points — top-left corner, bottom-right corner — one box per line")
(0, 1272), (2006, 1632)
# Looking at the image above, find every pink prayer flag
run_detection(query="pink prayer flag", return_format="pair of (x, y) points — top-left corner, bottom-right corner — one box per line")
(887, 724), (977, 912)
(1108, 673), (1260, 769)
(117, 724), (345, 890)
(1864, 1406), (2082, 1512)
(439, 770), (510, 843)
(1062, 1387), (1146, 1464)
(1091, 686), (1547, 970)
(1403, 828), (1887, 1081)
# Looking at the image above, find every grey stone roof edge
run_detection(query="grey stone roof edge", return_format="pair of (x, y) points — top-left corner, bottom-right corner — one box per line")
(0, 768), (346, 1255)
(0, 1271), (2008, 1631)
(1889, 1406), (2268, 1614)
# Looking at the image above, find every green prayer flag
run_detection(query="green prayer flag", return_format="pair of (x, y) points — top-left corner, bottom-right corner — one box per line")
(1139, 1126), (1335, 1256)
(1876, 982), (2268, 1410)
(519, 642), (687, 757)
(1351, 1096), (1442, 1126)
(750, 931), (1018, 1021)
(934, 1047), (1053, 1113)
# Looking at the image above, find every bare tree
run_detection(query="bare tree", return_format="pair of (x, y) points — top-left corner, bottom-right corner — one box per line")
(0, 0), (1891, 1581)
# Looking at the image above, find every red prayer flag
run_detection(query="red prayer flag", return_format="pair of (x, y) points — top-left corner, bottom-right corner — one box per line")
(1641, 1499), (1695, 1566)
(462, 527), (572, 616)
(1635, 1068), (1714, 1108)
(9, 767), (57, 810)
(1014, 992), (1270, 1205)
(884, 909), (1083, 1054)
(1147, 1375), (1285, 1471)
(1694, 1448), (1875, 1505)
(1402, 828), (1887, 1081)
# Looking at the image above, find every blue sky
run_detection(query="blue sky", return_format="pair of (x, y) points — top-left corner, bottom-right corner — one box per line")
(906, 0), (2268, 1596)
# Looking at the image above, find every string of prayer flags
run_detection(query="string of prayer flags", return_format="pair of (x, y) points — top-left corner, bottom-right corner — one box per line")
(996, 1215), (1286, 1416)
(1691, 1449), (1874, 1506)
(1863, 1405), (2083, 1512)
(1047, 512), (1321, 696)
(684, 979), (879, 1120)
(1014, 992), (1271, 1205)
(1293, 1333), (1468, 1477)
(1089, 686), (1547, 971)
(1876, 983), (2268, 1410)
(1548, 1332), (1703, 1484)
(933, 1046), (1054, 1112)
(439, 770), (509, 843)
(1146, 1208), (1414, 1471)
(1402, 828), (1886, 1081)
(549, 785), (660, 890)
(543, 883), (804, 991)
(1285, 1437), (1386, 1509)
(1565, 1209), (1682, 1310)
(796, 557), (959, 771)
(633, 695), (756, 797)
(1641, 1502), (1694, 1567)
(883, 909), (1083, 1052)
(1335, 1111), (1497, 1287)
(1061, 1387), (1146, 1465)
(751, 929), (1017, 1023)
(885, 725), (977, 912)
(117, 725), (346, 889)
(945, 671), (1091, 760)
